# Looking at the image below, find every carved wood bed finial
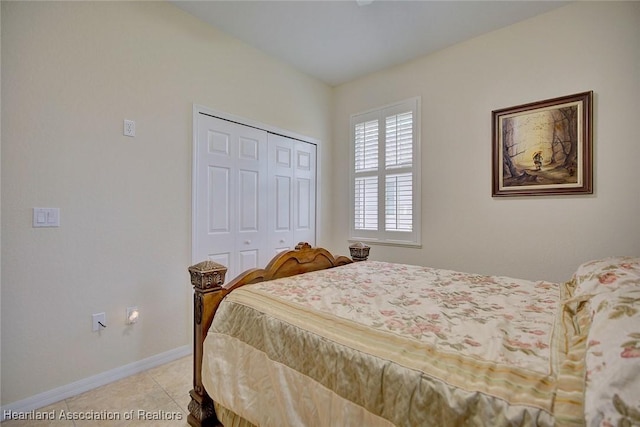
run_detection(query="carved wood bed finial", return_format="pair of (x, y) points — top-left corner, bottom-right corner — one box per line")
(294, 242), (312, 250)
(349, 241), (371, 262)
(189, 260), (226, 291)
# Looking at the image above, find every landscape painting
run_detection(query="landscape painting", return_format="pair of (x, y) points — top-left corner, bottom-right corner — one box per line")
(492, 91), (593, 197)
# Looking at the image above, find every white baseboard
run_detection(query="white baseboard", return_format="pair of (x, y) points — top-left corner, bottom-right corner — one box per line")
(1, 345), (191, 422)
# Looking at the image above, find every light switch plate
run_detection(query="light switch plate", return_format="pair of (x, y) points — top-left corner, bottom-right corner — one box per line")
(33, 208), (60, 227)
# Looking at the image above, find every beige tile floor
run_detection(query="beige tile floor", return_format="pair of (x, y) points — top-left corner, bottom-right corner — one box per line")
(2, 356), (192, 427)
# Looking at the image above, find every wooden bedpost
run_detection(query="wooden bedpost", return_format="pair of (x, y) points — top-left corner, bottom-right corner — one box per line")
(187, 260), (227, 427)
(349, 242), (371, 262)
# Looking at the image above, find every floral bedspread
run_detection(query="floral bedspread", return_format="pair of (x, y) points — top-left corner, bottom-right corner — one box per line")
(203, 260), (588, 427)
(254, 261), (562, 372)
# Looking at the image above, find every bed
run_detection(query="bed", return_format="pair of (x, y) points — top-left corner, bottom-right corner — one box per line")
(186, 243), (640, 427)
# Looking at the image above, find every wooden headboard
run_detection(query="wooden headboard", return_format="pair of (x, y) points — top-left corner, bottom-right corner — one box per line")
(186, 242), (361, 427)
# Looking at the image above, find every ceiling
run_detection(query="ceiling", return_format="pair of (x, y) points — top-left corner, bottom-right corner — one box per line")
(171, 0), (569, 86)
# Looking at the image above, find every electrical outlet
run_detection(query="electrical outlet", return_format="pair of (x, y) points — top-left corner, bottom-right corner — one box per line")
(92, 312), (106, 332)
(123, 119), (136, 137)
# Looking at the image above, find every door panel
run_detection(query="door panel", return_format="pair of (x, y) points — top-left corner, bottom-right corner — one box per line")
(195, 114), (267, 280)
(238, 250), (259, 273)
(275, 176), (291, 230)
(208, 130), (230, 155)
(238, 169), (259, 231)
(267, 134), (316, 254)
(208, 166), (230, 233)
(267, 135), (294, 254)
(293, 141), (317, 246)
(297, 177), (311, 229)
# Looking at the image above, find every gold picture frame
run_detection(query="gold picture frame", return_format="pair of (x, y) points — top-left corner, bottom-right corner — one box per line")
(492, 91), (593, 197)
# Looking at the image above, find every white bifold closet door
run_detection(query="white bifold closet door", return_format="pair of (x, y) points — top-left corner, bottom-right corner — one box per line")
(267, 133), (317, 258)
(194, 113), (316, 281)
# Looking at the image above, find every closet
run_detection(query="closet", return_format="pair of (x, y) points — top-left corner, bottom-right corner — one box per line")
(193, 111), (317, 281)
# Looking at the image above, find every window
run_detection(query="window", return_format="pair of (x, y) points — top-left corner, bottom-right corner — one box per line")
(350, 97), (421, 246)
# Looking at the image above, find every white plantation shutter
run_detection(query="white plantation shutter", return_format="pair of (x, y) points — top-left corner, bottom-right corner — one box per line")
(355, 119), (378, 172)
(350, 98), (421, 246)
(385, 173), (412, 231)
(385, 112), (413, 169)
(354, 176), (378, 230)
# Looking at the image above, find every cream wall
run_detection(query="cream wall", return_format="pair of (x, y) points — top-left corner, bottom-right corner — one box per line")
(2, 0), (639, 411)
(1, 2), (333, 405)
(331, 1), (640, 283)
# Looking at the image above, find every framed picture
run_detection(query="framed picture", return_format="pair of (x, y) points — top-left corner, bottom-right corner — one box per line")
(492, 91), (593, 197)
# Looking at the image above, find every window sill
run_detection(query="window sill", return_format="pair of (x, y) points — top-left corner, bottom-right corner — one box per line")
(348, 239), (422, 249)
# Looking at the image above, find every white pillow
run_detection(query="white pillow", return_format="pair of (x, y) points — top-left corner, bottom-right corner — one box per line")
(571, 257), (640, 297)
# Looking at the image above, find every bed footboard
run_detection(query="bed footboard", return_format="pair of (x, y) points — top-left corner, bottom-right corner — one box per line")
(187, 242), (368, 427)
